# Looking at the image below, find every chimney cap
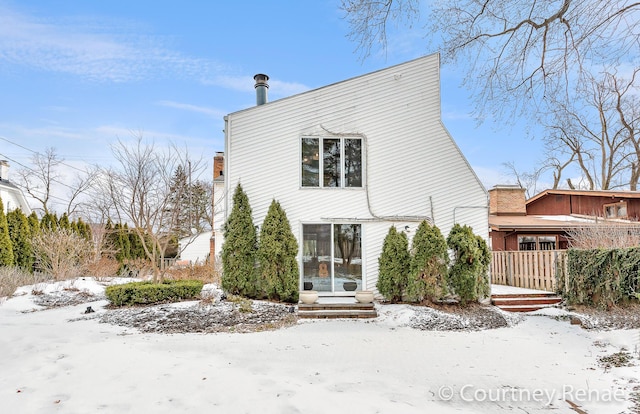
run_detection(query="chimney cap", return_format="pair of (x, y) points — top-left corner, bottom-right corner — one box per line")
(254, 74), (269, 88)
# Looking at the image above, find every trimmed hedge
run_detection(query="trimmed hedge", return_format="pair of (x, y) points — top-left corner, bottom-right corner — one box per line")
(105, 280), (204, 306)
(565, 247), (640, 308)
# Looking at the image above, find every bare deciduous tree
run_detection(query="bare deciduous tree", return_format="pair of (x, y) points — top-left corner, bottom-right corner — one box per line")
(541, 70), (640, 190)
(93, 134), (205, 282)
(33, 228), (93, 280)
(16, 147), (62, 215)
(342, 0), (640, 119)
(16, 147), (97, 216)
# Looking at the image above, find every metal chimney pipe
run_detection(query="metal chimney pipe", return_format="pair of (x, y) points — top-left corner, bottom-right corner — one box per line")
(254, 74), (269, 105)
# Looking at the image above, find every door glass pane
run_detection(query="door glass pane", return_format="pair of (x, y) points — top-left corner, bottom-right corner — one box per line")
(323, 139), (341, 187)
(301, 138), (319, 187)
(302, 224), (332, 292)
(344, 139), (362, 187)
(333, 224), (362, 292)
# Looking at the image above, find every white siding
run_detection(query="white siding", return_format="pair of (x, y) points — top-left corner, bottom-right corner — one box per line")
(0, 183), (32, 215)
(179, 231), (212, 264)
(224, 53), (487, 294)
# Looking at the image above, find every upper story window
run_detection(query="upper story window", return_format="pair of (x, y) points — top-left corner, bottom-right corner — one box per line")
(301, 137), (362, 188)
(604, 202), (627, 219)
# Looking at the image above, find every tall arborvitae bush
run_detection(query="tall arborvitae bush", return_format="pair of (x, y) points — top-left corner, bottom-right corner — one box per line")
(40, 213), (58, 232)
(0, 198), (14, 266)
(221, 184), (258, 298)
(406, 220), (449, 303)
(28, 212), (40, 237)
(257, 199), (299, 303)
(446, 224), (491, 305)
(377, 226), (410, 303)
(7, 209), (33, 271)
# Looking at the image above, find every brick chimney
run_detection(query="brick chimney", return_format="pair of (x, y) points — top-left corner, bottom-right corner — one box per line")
(210, 152), (225, 264)
(488, 185), (527, 215)
(213, 152), (224, 180)
(0, 160), (9, 181)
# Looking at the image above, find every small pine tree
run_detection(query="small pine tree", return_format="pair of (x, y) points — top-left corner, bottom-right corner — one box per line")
(58, 213), (71, 230)
(377, 226), (410, 303)
(446, 224), (491, 305)
(7, 209), (33, 271)
(257, 199), (299, 303)
(28, 212), (40, 237)
(77, 218), (92, 241)
(221, 184), (259, 298)
(40, 213), (58, 232)
(406, 220), (449, 303)
(0, 198), (15, 266)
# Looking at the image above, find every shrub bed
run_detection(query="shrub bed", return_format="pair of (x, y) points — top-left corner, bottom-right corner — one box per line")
(105, 280), (204, 307)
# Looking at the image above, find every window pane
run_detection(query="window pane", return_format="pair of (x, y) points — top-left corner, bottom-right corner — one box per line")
(302, 224), (332, 292)
(618, 204), (627, 217)
(323, 139), (341, 187)
(538, 236), (556, 250)
(344, 139), (362, 187)
(605, 205), (616, 218)
(333, 224), (362, 291)
(301, 138), (319, 187)
(518, 236), (536, 251)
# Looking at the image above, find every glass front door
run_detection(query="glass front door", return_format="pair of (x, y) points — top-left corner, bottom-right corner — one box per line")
(302, 224), (362, 294)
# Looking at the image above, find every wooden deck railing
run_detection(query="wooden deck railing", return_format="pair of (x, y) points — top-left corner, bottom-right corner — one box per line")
(491, 250), (567, 292)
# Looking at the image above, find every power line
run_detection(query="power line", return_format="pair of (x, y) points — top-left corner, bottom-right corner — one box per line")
(0, 135), (90, 173)
(0, 152), (79, 207)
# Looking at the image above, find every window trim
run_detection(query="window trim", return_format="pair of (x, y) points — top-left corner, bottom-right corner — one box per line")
(517, 234), (558, 251)
(300, 136), (364, 189)
(603, 201), (628, 219)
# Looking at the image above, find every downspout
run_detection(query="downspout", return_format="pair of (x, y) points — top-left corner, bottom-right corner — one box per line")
(223, 115), (230, 226)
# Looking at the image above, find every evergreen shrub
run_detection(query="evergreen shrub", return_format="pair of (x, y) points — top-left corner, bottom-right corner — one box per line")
(105, 279), (204, 306)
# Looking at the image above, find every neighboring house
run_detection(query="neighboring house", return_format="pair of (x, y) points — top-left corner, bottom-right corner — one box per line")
(178, 231), (212, 265)
(0, 160), (32, 215)
(489, 185), (640, 251)
(219, 53), (488, 297)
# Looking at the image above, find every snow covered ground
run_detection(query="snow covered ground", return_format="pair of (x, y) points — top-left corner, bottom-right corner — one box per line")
(1, 278), (639, 413)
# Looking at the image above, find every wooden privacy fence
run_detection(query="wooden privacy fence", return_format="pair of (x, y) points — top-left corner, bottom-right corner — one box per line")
(491, 250), (567, 292)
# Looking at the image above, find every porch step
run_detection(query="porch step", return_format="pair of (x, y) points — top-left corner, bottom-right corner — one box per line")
(298, 302), (378, 319)
(491, 293), (562, 313)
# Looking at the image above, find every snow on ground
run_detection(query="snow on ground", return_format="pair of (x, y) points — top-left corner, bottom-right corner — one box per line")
(1, 278), (639, 414)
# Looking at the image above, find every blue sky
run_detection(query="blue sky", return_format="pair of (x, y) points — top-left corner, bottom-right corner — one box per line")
(0, 0), (544, 210)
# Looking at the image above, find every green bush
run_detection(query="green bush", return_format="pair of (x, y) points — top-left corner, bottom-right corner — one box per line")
(105, 279), (204, 306)
(258, 199), (299, 303)
(446, 224), (490, 305)
(406, 220), (449, 303)
(0, 198), (14, 266)
(221, 183), (259, 298)
(377, 226), (410, 303)
(565, 247), (640, 308)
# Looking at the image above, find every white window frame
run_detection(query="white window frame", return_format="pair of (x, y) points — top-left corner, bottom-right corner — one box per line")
(300, 136), (363, 189)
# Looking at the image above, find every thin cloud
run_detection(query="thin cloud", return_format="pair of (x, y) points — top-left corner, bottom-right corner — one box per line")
(0, 4), (227, 82)
(204, 75), (310, 98)
(156, 101), (225, 118)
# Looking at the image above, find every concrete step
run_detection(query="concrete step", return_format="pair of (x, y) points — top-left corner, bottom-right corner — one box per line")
(492, 297), (563, 306)
(491, 293), (562, 313)
(298, 302), (378, 319)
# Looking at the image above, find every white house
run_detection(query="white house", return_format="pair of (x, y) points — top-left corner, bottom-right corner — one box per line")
(220, 53), (488, 297)
(0, 160), (32, 215)
(178, 231), (212, 265)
